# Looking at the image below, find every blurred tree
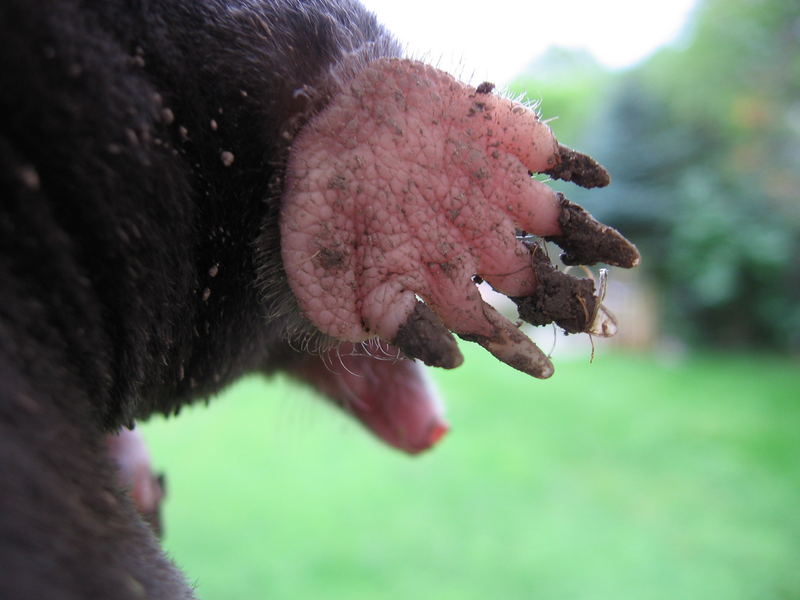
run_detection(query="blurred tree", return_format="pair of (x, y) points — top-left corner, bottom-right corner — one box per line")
(512, 0), (800, 351)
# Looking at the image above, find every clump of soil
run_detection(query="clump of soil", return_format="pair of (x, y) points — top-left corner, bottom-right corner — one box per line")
(543, 144), (610, 189)
(511, 244), (598, 334)
(546, 194), (641, 268)
(393, 300), (463, 368)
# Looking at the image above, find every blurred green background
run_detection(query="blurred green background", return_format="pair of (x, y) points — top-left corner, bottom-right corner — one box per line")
(141, 0), (800, 597)
(143, 348), (800, 600)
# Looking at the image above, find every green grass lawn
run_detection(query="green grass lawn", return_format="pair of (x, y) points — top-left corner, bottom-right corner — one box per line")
(141, 347), (800, 600)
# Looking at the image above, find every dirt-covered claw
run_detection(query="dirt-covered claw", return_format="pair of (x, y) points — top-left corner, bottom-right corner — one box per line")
(511, 244), (598, 333)
(393, 301), (463, 369)
(457, 301), (554, 379)
(546, 194), (641, 268)
(511, 244), (620, 338)
(543, 144), (611, 189)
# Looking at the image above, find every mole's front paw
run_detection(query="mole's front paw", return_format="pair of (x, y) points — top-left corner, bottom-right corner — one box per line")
(280, 59), (639, 379)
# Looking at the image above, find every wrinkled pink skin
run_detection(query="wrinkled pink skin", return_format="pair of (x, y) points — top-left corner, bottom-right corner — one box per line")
(287, 343), (448, 454)
(106, 428), (165, 535)
(281, 59), (571, 377)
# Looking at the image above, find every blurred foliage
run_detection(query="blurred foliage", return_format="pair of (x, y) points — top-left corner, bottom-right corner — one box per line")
(511, 0), (800, 351)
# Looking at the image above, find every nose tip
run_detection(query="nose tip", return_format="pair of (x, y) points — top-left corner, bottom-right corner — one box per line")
(428, 422), (449, 447)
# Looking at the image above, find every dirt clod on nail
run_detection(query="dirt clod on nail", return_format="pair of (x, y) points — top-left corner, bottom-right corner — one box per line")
(512, 244), (598, 334)
(393, 301), (463, 369)
(546, 194), (640, 268)
(543, 144), (610, 189)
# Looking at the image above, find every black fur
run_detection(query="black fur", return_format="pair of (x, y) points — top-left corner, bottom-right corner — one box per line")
(0, 1), (400, 597)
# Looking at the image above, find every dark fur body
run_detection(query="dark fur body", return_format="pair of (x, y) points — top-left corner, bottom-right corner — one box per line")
(0, 1), (399, 597)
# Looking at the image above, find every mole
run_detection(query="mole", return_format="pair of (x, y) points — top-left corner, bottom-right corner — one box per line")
(0, 0), (639, 597)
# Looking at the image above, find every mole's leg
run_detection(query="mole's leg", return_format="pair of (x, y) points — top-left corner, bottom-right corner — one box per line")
(281, 59), (639, 378)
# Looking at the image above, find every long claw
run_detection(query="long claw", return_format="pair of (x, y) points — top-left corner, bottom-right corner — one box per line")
(543, 144), (611, 189)
(457, 302), (554, 379)
(546, 193), (641, 268)
(393, 300), (463, 369)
